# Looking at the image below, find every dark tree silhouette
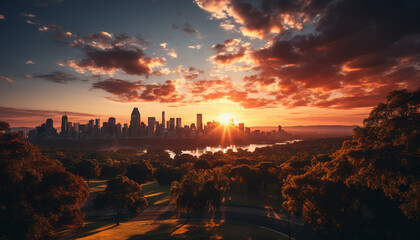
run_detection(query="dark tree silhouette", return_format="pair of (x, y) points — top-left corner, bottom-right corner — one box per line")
(170, 170), (227, 220)
(154, 164), (181, 185)
(327, 88), (420, 219)
(174, 153), (197, 167)
(100, 164), (122, 179)
(194, 159), (211, 170)
(282, 89), (420, 239)
(74, 159), (101, 184)
(0, 121), (10, 135)
(125, 160), (153, 184)
(0, 134), (88, 240)
(100, 176), (148, 225)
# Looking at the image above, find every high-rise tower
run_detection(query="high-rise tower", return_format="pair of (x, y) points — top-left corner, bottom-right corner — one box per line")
(148, 117), (156, 137)
(197, 114), (203, 131)
(129, 108), (141, 137)
(162, 111), (165, 129)
(61, 115), (68, 134)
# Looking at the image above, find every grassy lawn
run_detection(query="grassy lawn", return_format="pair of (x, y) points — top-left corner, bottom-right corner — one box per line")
(86, 180), (170, 206)
(225, 185), (283, 210)
(87, 179), (108, 195)
(52, 219), (288, 240)
(86, 180), (282, 210)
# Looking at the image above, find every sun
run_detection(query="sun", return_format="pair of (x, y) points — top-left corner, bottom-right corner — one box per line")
(219, 113), (235, 125)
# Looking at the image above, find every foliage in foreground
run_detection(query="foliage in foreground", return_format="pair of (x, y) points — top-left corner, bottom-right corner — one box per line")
(94, 176), (148, 225)
(170, 169), (227, 220)
(0, 135), (89, 240)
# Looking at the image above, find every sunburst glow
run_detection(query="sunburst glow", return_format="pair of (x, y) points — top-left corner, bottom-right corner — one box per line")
(219, 113), (235, 125)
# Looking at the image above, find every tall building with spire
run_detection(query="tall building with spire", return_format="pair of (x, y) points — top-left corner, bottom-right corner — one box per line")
(129, 108), (140, 137)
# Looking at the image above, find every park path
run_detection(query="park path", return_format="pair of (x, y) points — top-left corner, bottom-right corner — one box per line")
(128, 205), (319, 240)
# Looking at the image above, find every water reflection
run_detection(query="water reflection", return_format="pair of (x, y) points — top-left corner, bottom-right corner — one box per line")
(166, 140), (300, 158)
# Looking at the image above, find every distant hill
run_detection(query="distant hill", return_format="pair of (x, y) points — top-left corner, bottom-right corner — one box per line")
(251, 125), (359, 138)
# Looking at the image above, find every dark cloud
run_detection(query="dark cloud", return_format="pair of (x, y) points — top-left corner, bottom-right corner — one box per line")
(214, 46), (246, 64)
(66, 32), (162, 76)
(69, 47), (163, 76)
(197, 0), (420, 109)
(31, 71), (85, 83)
(172, 23), (199, 34)
(92, 78), (184, 103)
(211, 38), (247, 64)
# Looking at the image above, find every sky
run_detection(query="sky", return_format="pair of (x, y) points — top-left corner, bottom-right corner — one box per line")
(0, 0), (419, 128)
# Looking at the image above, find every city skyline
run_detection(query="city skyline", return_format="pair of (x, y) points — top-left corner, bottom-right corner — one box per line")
(27, 107), (290, 141)
(1, 0), (417, 128)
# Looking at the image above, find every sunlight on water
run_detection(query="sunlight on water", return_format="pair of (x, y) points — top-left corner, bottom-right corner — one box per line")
(166, 140), (300, 158)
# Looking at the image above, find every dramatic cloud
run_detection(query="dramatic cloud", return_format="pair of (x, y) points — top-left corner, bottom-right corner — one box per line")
(30, 71), (85, 84)
(92, 78), (184, 103)
(194, 0), (228, 19)
(210, 38), (249, 64)
(186, 78), (275, 108)
(197, 0), (420, 109)
(0, 76), (14, 83)
(24, 16), (160, 77)
(65, 32), (164, 76)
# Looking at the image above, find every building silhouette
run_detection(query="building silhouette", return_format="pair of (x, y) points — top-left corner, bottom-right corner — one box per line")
(61, 115), (68, 134)
(197, 114), (203, 131)
(129, 108), (141, 137)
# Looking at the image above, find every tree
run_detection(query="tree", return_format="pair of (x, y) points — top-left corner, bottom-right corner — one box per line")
(174, 154), (197, 167)
(125, 160), (153, 184)
(170, 170), (227, 220)
(194, 159), (211, 170)
(327, 88), (420, 219)
(74, 159), (101, 184)
(281, 89), (420, 239)
(99, 176), (148, 225)
(0, 134), (88, 240)
(0, 121), (10, 135)
(100, 164), (122, 179)
(154, 165), (181, 185)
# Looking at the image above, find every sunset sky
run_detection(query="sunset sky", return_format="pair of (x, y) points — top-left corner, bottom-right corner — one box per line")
(0, 0), (418, 127)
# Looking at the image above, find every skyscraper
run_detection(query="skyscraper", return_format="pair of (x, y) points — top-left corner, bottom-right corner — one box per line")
(108, 117), (116, 135)
(95, 118), (100, 130)
(197, 114), (203, 131)
(61, 115), (68, 134)
(148, 117), (156, 137)
(129, 108), (140, 137)
(239, 123), (245, 132)
(162, 111), (165, 129)
(130, 108), (140, 127)
(169, 118), (175, 131)
(176, 118), (182, 129)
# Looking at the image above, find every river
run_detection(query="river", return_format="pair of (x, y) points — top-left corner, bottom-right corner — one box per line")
(165, 140), (301, 158)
